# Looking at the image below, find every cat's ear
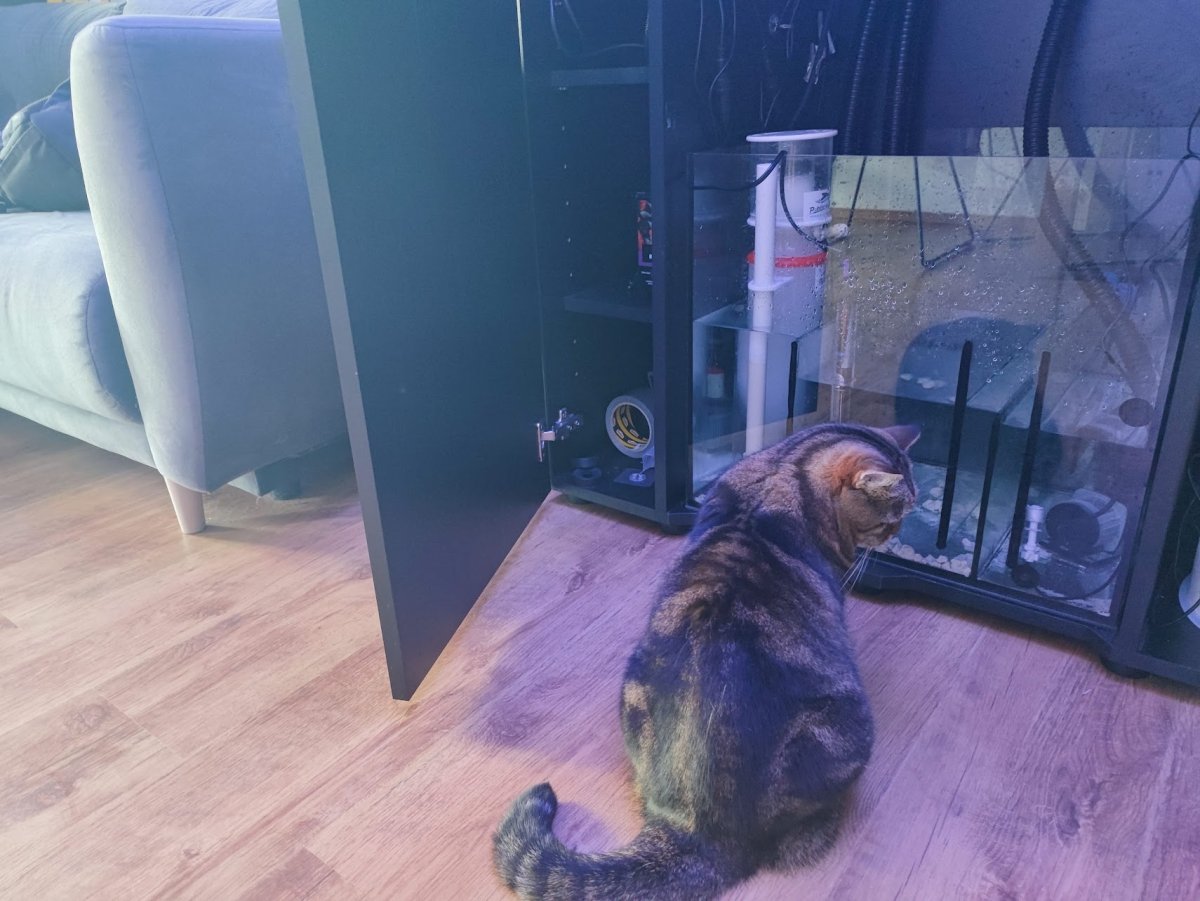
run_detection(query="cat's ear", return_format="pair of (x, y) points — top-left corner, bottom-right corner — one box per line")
(880, 423), (920, 451)
(852, 470), (905, 501)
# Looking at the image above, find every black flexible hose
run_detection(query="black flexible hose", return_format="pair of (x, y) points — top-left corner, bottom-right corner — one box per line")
(1022, 0), (1156, 400)
(1023, 0), (1081, 158)
(1059, 122), (1093, 160)
(1062, 122), (1139, 242)
(841, 0), (881, 154)
(884, 0), (920, 155)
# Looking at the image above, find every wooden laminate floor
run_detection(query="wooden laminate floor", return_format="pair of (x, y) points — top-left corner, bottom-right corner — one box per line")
(2, 409), (1198, 900)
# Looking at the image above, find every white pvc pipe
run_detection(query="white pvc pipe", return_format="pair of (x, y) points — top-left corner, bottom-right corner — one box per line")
(745, 160), (779, 454)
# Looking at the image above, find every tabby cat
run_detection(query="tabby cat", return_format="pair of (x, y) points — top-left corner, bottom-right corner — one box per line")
(494, 422), (919, 900)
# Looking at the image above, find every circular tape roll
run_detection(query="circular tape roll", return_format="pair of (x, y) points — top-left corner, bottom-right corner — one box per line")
(605, 388), (654, 458)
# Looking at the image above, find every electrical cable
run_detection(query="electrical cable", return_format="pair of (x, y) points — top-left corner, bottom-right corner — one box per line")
(754, 2), (843, 134)
(1034, 565), (1121, 602)
(707, 0), (737, 140)
(778, 173), (829, 250)
(785, 78), (816, 132)
(763, 87), (783, 130)
(1116, 105), (1200, 269)
(560, 0), (583, 33)
(693, 149), (786, 191)
(784, 8), (835, 129)
(693, 149), (827, 249)
(1105, 107), (1199, 338)
(752, 0), (783, 127)
(784, 0), (802, 59)
(716, 0), (727, 59)
(548, 0), (567, 55)
(1150, 262), (1176, 323)
(548, 0), (646, 60)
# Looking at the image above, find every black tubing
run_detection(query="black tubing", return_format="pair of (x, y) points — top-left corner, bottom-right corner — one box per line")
(1022, 0), (1156, 400)
(841, 0), (881, 154)
(884, 0), (920, 155)
(1061, 124), (1141, 245)
(937, 340), (974, 549)
(1022, 0), (1082, 158)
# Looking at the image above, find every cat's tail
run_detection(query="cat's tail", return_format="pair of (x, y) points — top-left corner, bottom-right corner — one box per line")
(492, 783), (734, 901)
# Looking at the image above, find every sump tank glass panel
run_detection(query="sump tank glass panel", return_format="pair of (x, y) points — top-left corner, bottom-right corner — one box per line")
(691, 150), (1200, 623)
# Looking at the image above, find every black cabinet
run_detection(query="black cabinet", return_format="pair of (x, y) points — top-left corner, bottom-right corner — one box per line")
(522, 1), (706, 530)
(280, 1), (1200, 696)
(277, 0), (724, 697)
(279, 2), (548, 698)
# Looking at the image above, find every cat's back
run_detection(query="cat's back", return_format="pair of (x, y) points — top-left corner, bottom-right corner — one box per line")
(637, 496), (857, 697)
(623, 506), (873, 835)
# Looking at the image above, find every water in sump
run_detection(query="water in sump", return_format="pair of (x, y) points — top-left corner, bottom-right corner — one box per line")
(691, 314), (1127, 616)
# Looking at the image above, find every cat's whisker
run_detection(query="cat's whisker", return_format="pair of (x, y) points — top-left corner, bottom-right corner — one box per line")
(842, 551), (865, 590)
(860, 549), (875, 588)
(841, 556), (856, 589)
(859, 549), (874, 588)
(844, 549), (872, 593)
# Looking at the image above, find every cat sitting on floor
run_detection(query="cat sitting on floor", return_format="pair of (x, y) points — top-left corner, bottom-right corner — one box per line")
(494, 422), (920, 900)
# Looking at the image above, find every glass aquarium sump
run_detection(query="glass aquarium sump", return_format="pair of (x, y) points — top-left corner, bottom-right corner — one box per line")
(691, 150), (1200, 620)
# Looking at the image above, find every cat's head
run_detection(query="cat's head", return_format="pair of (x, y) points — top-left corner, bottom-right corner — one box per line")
(815, 424), (919, 554)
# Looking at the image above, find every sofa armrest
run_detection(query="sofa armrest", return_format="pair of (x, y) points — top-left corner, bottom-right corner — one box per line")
(71, 15), (344, 492)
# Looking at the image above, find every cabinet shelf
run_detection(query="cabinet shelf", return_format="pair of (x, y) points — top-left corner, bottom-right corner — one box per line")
(562, 281), (652, 322)
(558, 481), (654, 515)
(548, 67), (649, 88)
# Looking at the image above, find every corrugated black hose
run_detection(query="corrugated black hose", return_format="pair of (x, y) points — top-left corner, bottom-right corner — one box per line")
(841, 0), (881, 154)
(1022, 0), (1156, 400)
(883, 0), (920, 154)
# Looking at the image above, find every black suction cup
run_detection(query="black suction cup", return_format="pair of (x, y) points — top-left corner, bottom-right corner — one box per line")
(1118, 398), (1153, 427)
(1011, 563), (1041, 588)
(1045, 501), (1100, 555)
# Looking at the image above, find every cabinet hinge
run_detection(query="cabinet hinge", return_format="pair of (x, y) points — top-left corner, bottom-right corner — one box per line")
(536, 408), (582, 462)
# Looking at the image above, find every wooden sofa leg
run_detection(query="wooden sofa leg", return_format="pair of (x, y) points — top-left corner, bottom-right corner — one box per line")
(165, 479), (206, 534)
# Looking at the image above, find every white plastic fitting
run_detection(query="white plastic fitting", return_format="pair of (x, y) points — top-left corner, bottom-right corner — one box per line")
(1021, 504), (1045, 563)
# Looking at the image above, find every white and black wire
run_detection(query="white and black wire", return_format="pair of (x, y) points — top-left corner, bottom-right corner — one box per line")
(693, 148), (829, 250)
(548, 0), (646, 60)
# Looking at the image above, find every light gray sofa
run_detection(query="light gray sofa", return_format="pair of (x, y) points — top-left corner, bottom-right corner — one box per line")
(0, 0), (344, 533)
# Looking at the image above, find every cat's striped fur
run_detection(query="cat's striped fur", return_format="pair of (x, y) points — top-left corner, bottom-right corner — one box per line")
(494, 423), (919, 900)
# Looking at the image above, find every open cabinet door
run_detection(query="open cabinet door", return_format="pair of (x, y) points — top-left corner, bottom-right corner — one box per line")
(279, 1), (547, 699)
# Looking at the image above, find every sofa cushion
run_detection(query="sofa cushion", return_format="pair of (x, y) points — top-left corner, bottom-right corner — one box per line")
(122, 0), (277, 17)
(0, 81), (88, 212)
(0, 212), (138, 422)
(0, 2), (123, 123)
